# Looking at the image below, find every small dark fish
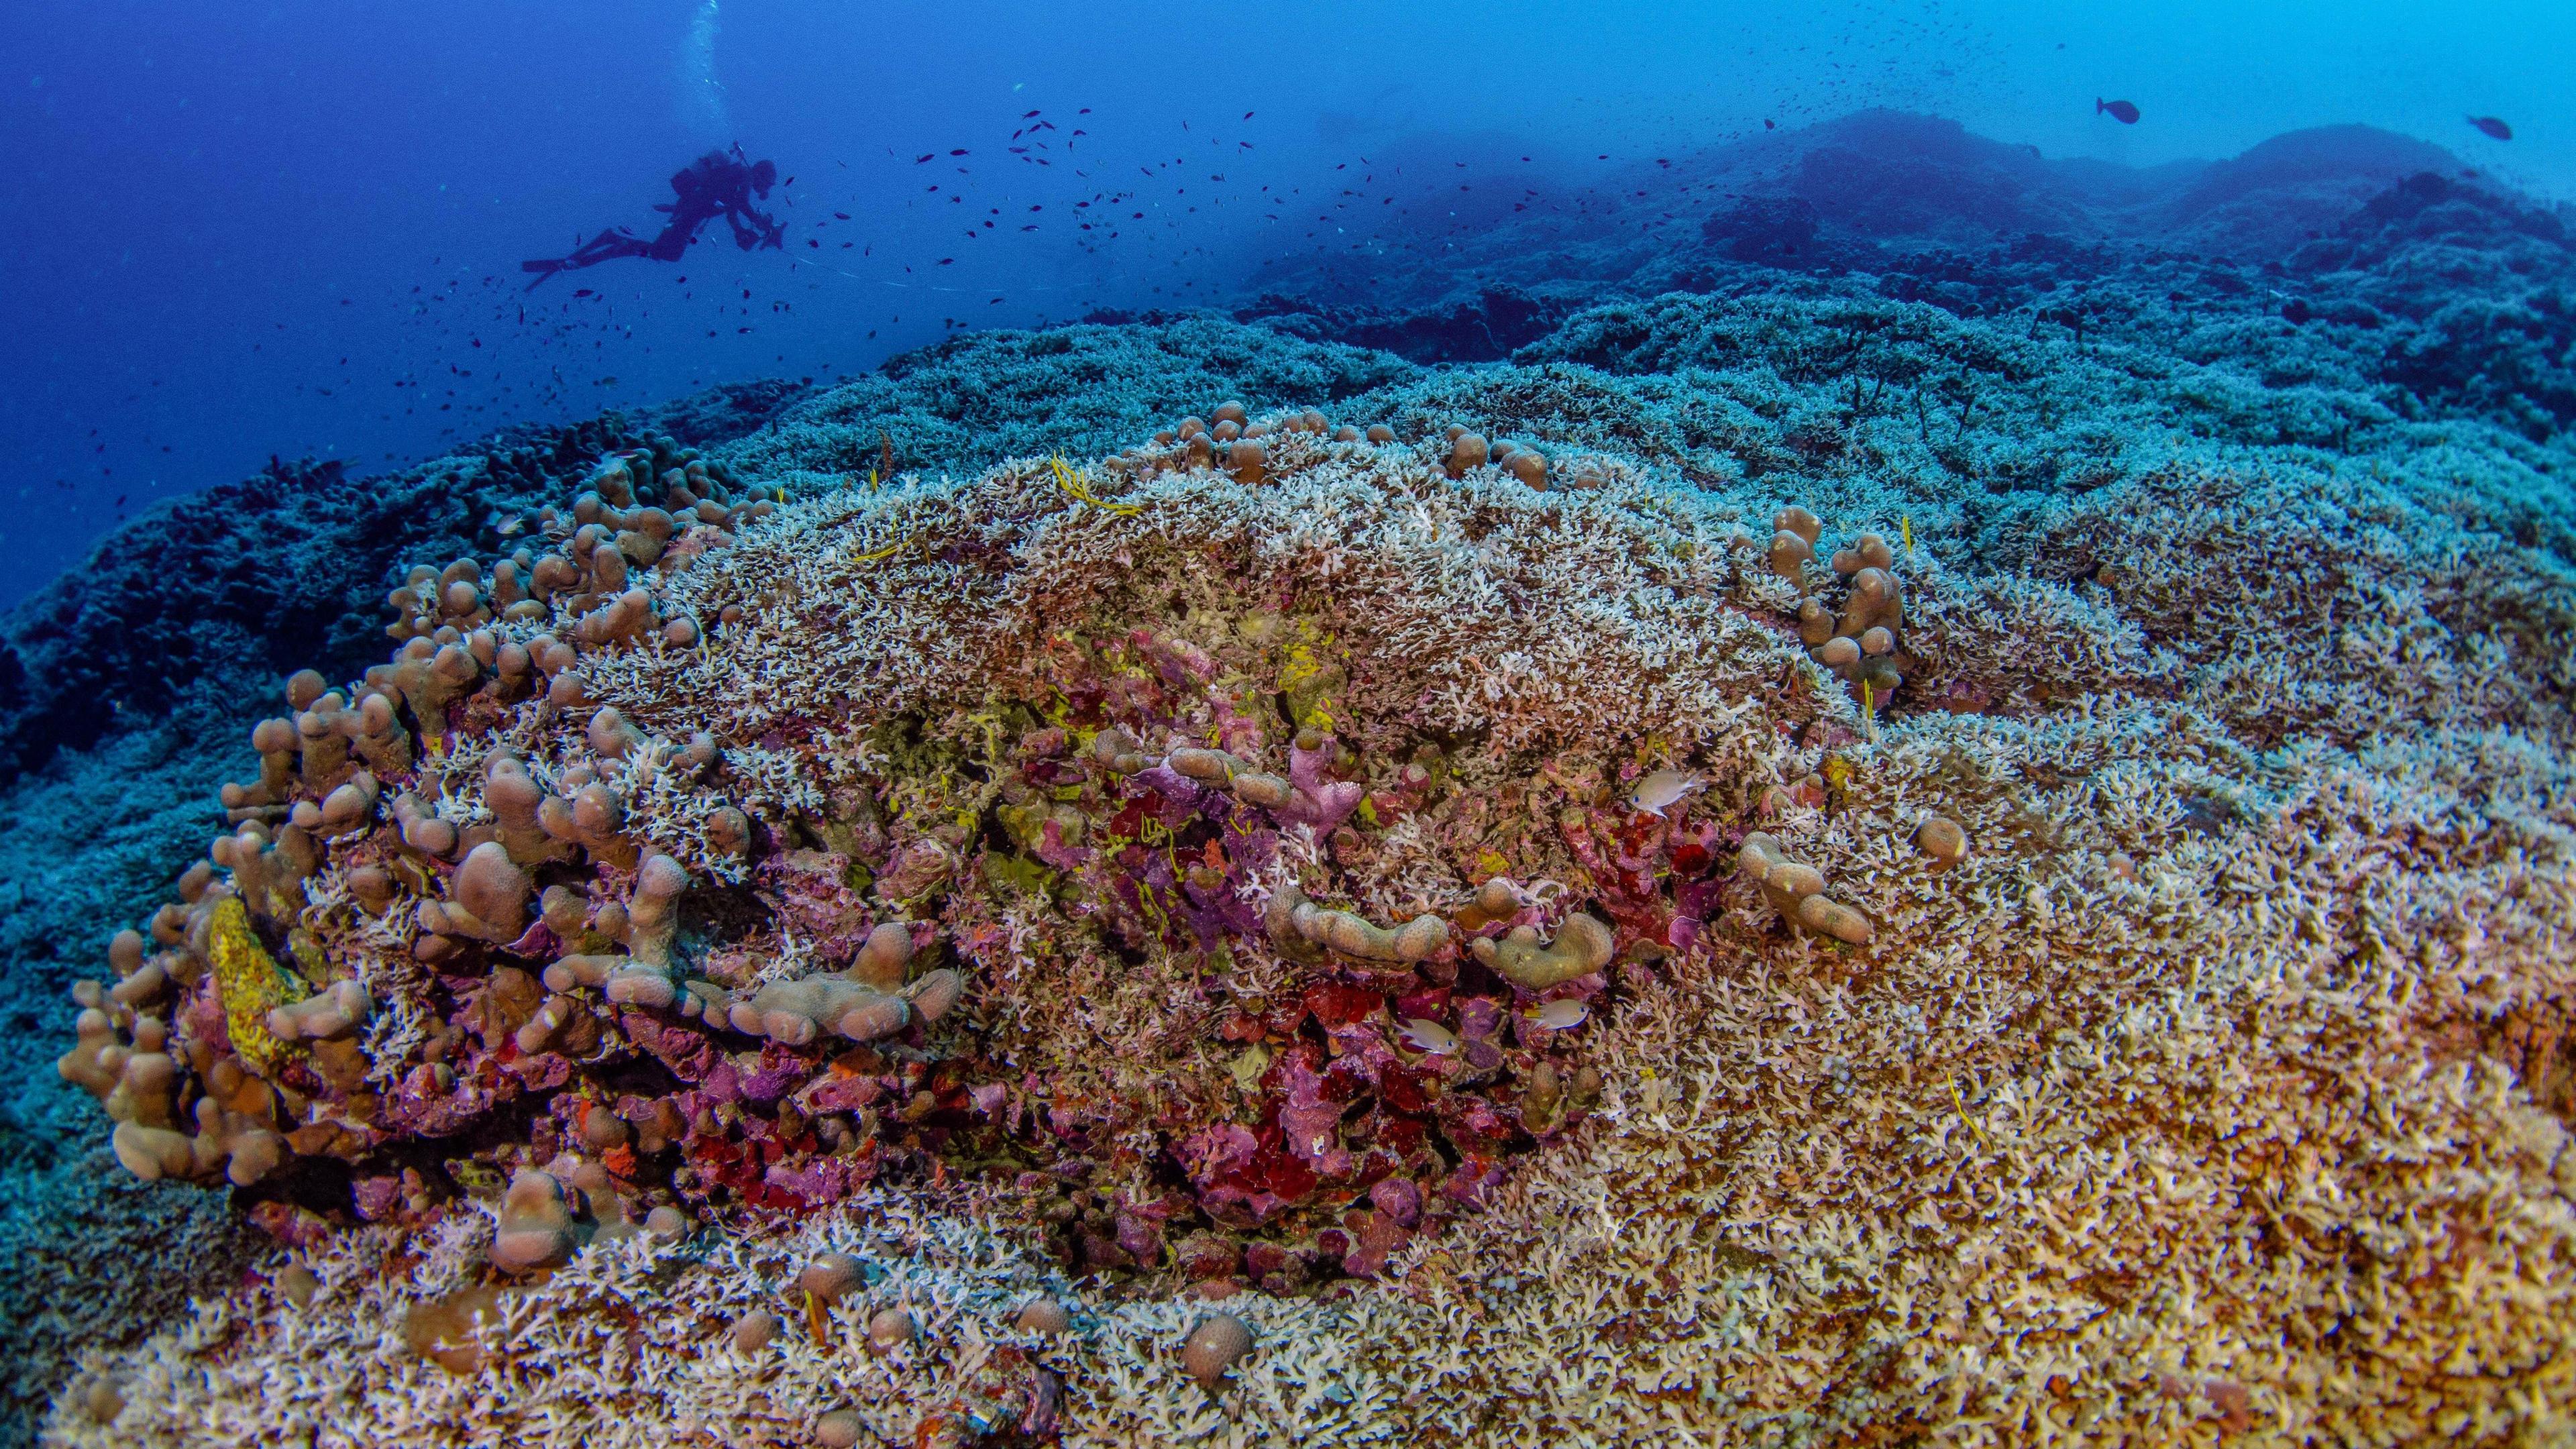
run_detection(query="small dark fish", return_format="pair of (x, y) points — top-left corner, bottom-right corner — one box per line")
(916, 153), (935, 163)
(572, 288), (594, 297)
(1763, 118), (1776, 130)
(2468, 115), (2513, 141)
(2098, 98), (2140, 125)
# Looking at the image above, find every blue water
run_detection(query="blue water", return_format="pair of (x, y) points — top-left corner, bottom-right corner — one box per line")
(2, 0), (2569, 609)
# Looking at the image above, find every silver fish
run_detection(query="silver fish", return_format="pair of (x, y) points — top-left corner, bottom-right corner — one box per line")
(1398, 1018), (1458, 1055)
(1630, 768), (1704, 818)
(1523, 998), (1589, 1030)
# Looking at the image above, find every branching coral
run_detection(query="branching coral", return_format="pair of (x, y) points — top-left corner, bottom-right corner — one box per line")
(43, 377), (2576, 1449)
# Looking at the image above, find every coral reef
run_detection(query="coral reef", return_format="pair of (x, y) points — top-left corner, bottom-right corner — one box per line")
(0, 390), (803, 788)
(14, 109), (2576, 1449)
(39, 350), (2576, 1444)
(59, 412), (1844, 1293)
(42, 1193), (1407, 1448)
(0, 327), (1440, 1448)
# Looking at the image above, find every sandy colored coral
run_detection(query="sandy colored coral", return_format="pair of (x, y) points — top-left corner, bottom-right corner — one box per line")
(1468, 912), (1615, 990)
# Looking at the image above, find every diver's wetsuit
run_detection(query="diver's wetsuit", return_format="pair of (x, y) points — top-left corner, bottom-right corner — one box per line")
(522, 146), (784, 288)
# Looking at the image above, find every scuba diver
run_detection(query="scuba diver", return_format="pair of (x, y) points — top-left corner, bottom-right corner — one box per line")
(522, 145), (785, 288)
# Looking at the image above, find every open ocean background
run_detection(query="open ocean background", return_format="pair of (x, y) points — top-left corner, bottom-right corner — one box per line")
(4, 0), (2571, 611)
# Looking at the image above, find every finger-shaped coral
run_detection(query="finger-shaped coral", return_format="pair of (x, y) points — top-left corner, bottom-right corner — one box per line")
(538, 949), (628, 989)
(1831, 532), (1896, 575)
(390, 791), (459, 859)
(55, 1003), (125, 1099)
(1167, 739), (1358, 833)
(1286, 900), (1450, 963)
(604, 964), (681, 1009)
(484, 755), (571, 865)
(1452, 877), (1521, 932)
(539, 952), (666, 1007)
(736, 977), (910, 1045)
(1737, 832), (1874, 945)
(1262, 881), (1330, 965)
(109, 1120), (199, 1182)
(209, 820), (321, 924)
(268, 979), (373, 1042)
(1166, 747), (1240, 783)
(1768, 528), (1817, 584)
(428, 843), (533, 943)
(1469, 912), (1615, 989)
(348, 691), (414, 775)
(192, 1061), (288, 1187)
(312, 773), (380, 836)
(491, 1169), (584, 1275)
(539, 782), (637, 869)
(902, 967), (965, 1024)
(1767, 507), (1911, 700)
(586, 706), (647, 760)
(1090, 727), (1158, 776)
(1841, 566), (1904, 639)
(1769, 506), (1823, 584)
(626, 854), (690, 967)
(847, 922), (914, 991)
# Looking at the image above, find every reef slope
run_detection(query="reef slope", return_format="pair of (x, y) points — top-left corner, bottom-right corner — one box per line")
(7, 119), (2576, 1448)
